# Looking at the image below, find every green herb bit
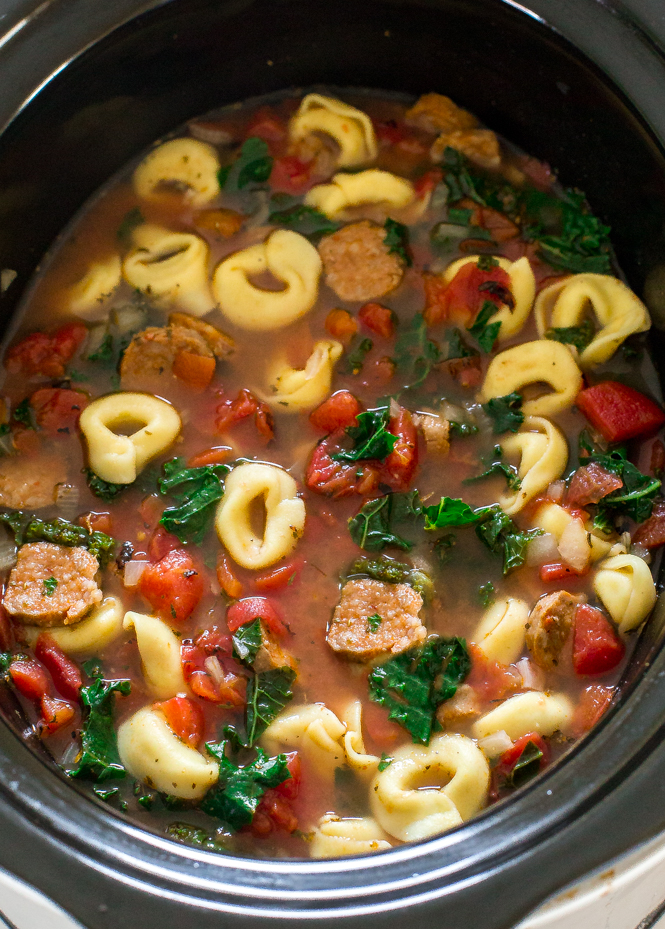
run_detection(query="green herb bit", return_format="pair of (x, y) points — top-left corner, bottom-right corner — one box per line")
(545, 319), (594, 352)
(467, 300), (501, 352)
(332, 408), (397, 464)
(348, 492), (421, 552)
(578, 428), (597, 459)
(477, 255), (499, 271)
(504, 739), (543, 789)
(482, 391), (525, 434)
(87, 332), (114, 364)
(232, 617), (263, 666)
(434, 533), (456, 566)
(384, 218), (412, 266)
(449, 420), (479, 437)
(84, 467), (127, 501)
(348, 554), (432, 600)
(345, 337), (373, 375)
(69, 677), (131, 782)
(0, 653), (13, 676)
(67, 370), (88, 383)
(378, 753), (393, 772)
(268, 203), (339, 239)
(116, 207), (145, 244)
(368, 636), (471, 744)
(421, 495), (483, 530)
(464, 445), (521, 492)
(42, 577), (58, 597)
(475, 505), (543, 574)
(158, 457), (230, 544)
(166, 822), (227, 852)
(479, 582), (495, 608)
(12, 397), (33, 428)
(447, 207), (474, 225)
(446, 327), (478, 362)
(221, 137), (273, 192)
(82, 658), (104, 680)
(622, 341), (643, 362)
(200, 742), (291, 831)
(93, 785), (121, 802)
(393, 313), (442, 389)
(535, 189), (611, 274)
(367, 613), (383, 633)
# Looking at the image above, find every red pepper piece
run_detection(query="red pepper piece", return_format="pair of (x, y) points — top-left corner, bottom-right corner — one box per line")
(576, 381), (665, 443)
(40, 695), (76, 735)
(539, 562), (588, 583)
(573, 604), (625, 676)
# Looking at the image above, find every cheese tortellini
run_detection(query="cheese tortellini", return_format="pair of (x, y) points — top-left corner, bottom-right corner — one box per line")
(24, 597), (124, 656)
(212, 229), (322, 330)
(473, 597), (529, 665)
(289, 94), (378, 168)
(262, 703), (347, 780)
(123, 611), (188, 699)
(443, 256), (536, 339)
(215, 462), (305, 570)
(500, 416), (568, 515)
(79, 392), (181, 484)
(535, 273), (651, 367)
(123, 224), (214, 317)
(117, 707), (218, 799)
(370, 734), (489, 842)
(305, 170), (416, 220)
(67, 255), (121, 320)
(341, 700), (380, 774)
(480, 340), (583, 416)
(472, 692), (574, 742)
(594, 554), (657, 633)
(310, 815), (392, 858)
(133, 137), (221, 206)
(263, 339), (343, 412)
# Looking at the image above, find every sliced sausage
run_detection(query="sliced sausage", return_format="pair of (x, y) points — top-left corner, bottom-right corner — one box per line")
(0, 453), (67, 510)
(405, 93), (478, 135)
(168, 312), (235, 359)
(253, 620), (297, 674)
(120, 323), (213, 387)
(526, 590), (586, 673)
(3, 542), (102, 626)
(431, 129), (501, 171)
(318, 221), (405, 303)
(326, 578), (425, 661)
(412, 412), (450, 455)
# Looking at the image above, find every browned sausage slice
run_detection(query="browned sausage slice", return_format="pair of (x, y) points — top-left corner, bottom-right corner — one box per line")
(526, 590), (586, 673)
(318, 221), (405, 303)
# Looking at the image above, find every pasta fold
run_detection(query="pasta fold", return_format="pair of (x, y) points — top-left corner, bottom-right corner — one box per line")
(370, 734), (489, 842)
(473, 597), (529, 665)
(133, 137), (221, 206)
(123, 611), (189, 699)
(593, 554), (657, 634)
(263, 339), (343, 412)
(67, 255), (121, 320)
(535, 273), (651, 367)
(79, 392), (181, 484)
(262, 703), (347, 780)
(310, 814), (392, 858)
(500, 416), (568, 515)
(472, 692), (573, 741)
(117, 707), (218, 799)
(443, 256), (536, 340)
(305, 170), (415, 220)
(23, 597), (124, 656)
(480, 340), (583, 416)
(215, 462), (305, 569)
(289, 94), (378, 168)
(123, 224), (214, 317)
(340, 699), (380, 774)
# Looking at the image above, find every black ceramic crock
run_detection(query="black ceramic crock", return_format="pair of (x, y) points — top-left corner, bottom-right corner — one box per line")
(1, 1), (665, 927)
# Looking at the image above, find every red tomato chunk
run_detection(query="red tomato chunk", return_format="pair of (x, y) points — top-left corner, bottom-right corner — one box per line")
(40, 695), (75, 735)
(573, 604), (625, 676)
(9, 659), (50, 702)
(309, 391), (361, 433)
(154, 695), (204, 747)
(30, 388), (88, 436)
(139, 549), (204, 623)
(35, 634), (82, 703)
(226, 597), (286, 635)
(576, 381), (665, 443)
(358, 303), (396, 339)
(5, 323), (86, 378)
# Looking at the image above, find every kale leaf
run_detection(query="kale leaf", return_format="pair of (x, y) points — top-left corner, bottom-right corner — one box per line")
(69, 677), (131, 782)
(344, 337), (373, 375)
(166, 822), (227, 852)
(368, 636), (471, 744)
(220, 137), (273, 191)
(479, 581), (495, 608)
(332, 408), (397, 463)
(226, 666), (296, 749)
(384, 218), (412, 266)
(268, 203), (339, 239)
(475, 505), (542, 574)
(545, 319), (595, 352)
(348, 492), (421, 551)
(392, 313), (443, 389)
(482, 391), (525, 433)
(0, 512), (116, 567)
(83, 468), (127, 501)
(232, 618), (263, 667)
(464, 445), (521, 491)
(158, 457), (230, 544)
(589, 447), (661, 523)
(446, 327), (478, 361)
(503, 739), (543, 789)
(348, 554), (433, 600)
(449, 420), (479, 437)
(420, 495), (484, 530)
(467, 300), (501, 352)
(12, 397), (33, 428)
(535, 190), (611, 273)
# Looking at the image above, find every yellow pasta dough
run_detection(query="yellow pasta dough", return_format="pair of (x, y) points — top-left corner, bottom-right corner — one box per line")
(305, 170), (416, 220)
(262, 703), (347, 780)
(79, 392), (181, 484)
(310, 815), (392, 858)
(534, 273), (651, 367)
(263, 339), (343, 412)
(443, 256), (536, 339)
(23, 596), (124, 656)
(289, 94), (377, 167)
(133, 137), (221, 206)
(215, 462), (305, 569)
(593, 554), (657, 633)
(480, 339), (583, 416)
(500, 416), (568, 515)
(212, 229), (322, 330)
(123, 611), (189, 699)
(472, 692), (574, 741)
(473, 597), (529, 665)
(340, 699), (380, 774)
(67, 255), (121, 320)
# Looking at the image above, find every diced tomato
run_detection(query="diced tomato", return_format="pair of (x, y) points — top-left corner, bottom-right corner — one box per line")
(216, 551), (243, 599)
(413, 168), (443, 197)
(195, 626), (233, 656)
(154, 695), (204, 747)
(188, 668), (246, 706)
(251, 789), (298, 835)
(181, 642), (207, 679)
(573, 604), (625, 676)
(52, 322), (87, 360)
(34, 634), (82, 703)
(633, 499), (665, 550)
(363, 701), (404, 746)
(576, 381), (665, 444)
(226, 597), (286, 635)
(492, 732), (549, 795)
(147, 526), (181, 563)
(269, 155), (313, 194)
(0, 605), (14, 652)
(29, 388), (88, 436)
(5, 323), (86, 378)
(447, 353), (482, 389)
(423, 262), (512, 327)
(467, 645), (522, 701)
(172, 351), (216, 391)
(39, 695), (76, 735)
(78, 511), (113, 535)
(306, 429), (380, 498)
(139, 548), (204, 623)
(539, 562), (588, 583)
(255, 560), (302, 592)
(275, 752), (301, 800)
(566, 462), (623, 507)
(325, 309), (358, 342)
(9, 659), (50, 702)
(309, 390), (361, 433)
(571, 684), (614, 737)
(358, 303), (395, 339)
(246, 108), (286, 143)
(383, 407), (418, 490)
(187, 446), (233, 467)
(215, 388), (274, 442)
(374, 120), (408, 145)
(12, 426), (41, 455)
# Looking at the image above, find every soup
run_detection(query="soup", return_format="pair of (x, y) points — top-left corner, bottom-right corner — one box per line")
(0, 89), (662, 859)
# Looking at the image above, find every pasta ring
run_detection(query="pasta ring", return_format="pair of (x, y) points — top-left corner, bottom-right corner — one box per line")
(304, 170), (416, 220)
(370, 734), (489, 842)
(263, 340), (343, 412)
(480, 339), (583, 416)
(500, 415), (568, 515)
(593, 554), (657, 634)
(212, 229), (322, 330)
(123, 611), (189, 699)
(262, 703), (347, 781)
(473, 597), (529, 665)
(79, 392), (181, 485)
(67, 255), (121, 320)
(289, 94), (378, 168)
(535, 273), (651, 367)
(133, 137), (221, 206)
(215, 462), (306, 570)
(310, 815), (392, 858)
(123, 224), (214, 317)
(117, 706), (218, 800)
(472, 691), (573, 741)
(443, 256), (536, 339)
(23, 596), (124, 656)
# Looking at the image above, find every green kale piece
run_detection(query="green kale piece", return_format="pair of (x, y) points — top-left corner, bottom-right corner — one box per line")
(482, 391), (525, 434)
(420, 495), (484, 530)
(345, 337), (373, 375)
(393, 313), (443, 389)
(378, 753), (393, 772)
(545, 319), (595, 352)
(158, 457), (230, 544)
(384, 218), (412, 266)
(479, 581), (495, 608)
(220, 137), (273, 191)
(464, 445), (521, 492)
(477, 255), (500, 271)
(434, 533), (456, 565)
(166, 822), (227, 852)
(503, 739), (543, 789)
(589, 447), (661, 523)
(446, 327), (478, 361)
(268, 203), (339, 239)
(116, 207), (145, 244)
(368, 636), (471, 744)
(449, 420), (479, 437)
(467, 300), (501, 352)
(348, 554), (432, 600)
(475, 505), (542, 574)
(348, 492), (421, 552)
(87, 332), (114, 365)
(535, 190), (611, 273)
(332, 408), (397, 463)
(83, 468), (127, 501)
(12, 397), (33, 428)
(232, 618), (263, 667)
(0, 512), (116, 567)
(69, 677), (131, 782)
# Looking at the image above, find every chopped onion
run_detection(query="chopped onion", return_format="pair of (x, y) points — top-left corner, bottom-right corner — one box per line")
(112, 304), (148, 335)
(0, 430), (12, 456)
(439, 400), (466, 423)
(204, 655), (224, 687)
(246, 190), (271, 229)
(123, 560), (149, 588)
(55, 482), (80, 521)
(557, 518), (590, 572)
(547, 480), (566, 503)
(389, 397), (402, 419)
(621, 531), (632, 550)
(630, 543), (652, 563)
(60, 739), (82, 767)
(478, 730), (513, 759)
(525, 532), (559, 567)
(515, 658), (545, 691)
(86, 323), (108, 357)
(0, 534), (17, 572)
(188, 121), (235, 146)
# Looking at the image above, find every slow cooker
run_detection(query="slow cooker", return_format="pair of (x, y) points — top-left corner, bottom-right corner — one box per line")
(1, 1), (665, 927)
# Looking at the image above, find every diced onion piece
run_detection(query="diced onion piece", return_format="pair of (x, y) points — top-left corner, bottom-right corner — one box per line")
(123, 560), (149, 588)
(204, 655), (224, 687)
(525, 532), (559, 567)
(515, 658), (545, 691)
(0, 534), (17, 572)
(557, 518), (590, 572)
(546, 480), (565, 503)
(630, 543), (651, 563)
(188, 122), (235, 146)
(55, 483), (80, 521)
(478, 730), (514, 759)
(112, 304), (148, 335)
